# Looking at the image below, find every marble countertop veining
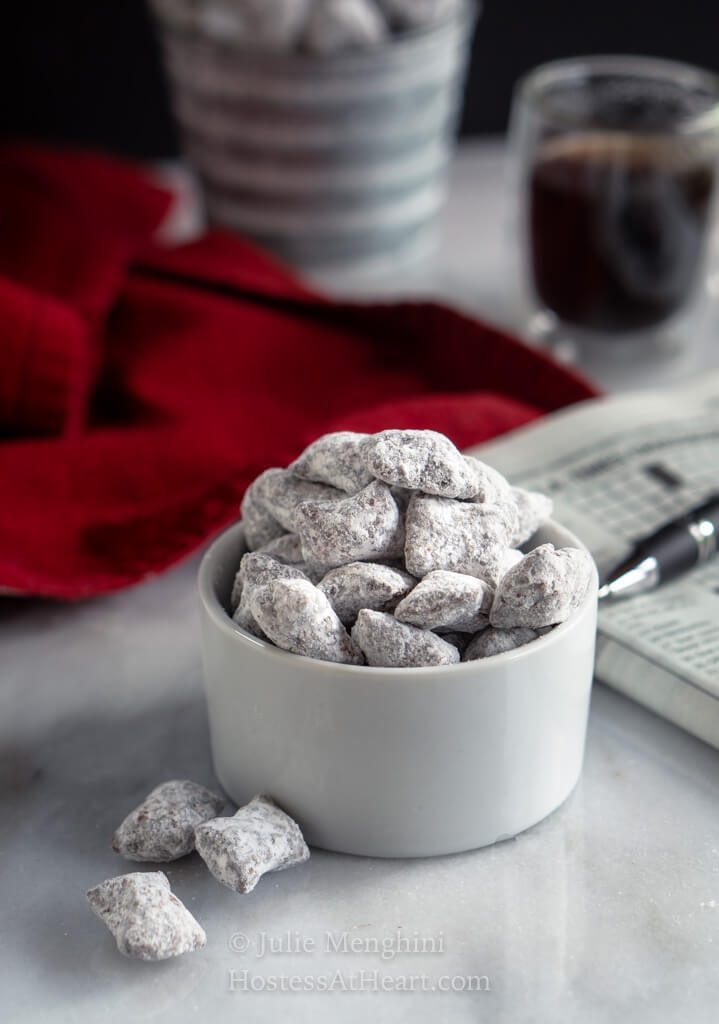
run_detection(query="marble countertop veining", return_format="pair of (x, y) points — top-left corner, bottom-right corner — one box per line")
(2, 141), (719, 1023)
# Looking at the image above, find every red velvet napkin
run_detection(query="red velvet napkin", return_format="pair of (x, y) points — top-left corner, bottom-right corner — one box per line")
(0, 146), (598, 598)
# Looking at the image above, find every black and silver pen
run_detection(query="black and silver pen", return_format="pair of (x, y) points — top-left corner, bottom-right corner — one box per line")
(598, 492), (719, 601)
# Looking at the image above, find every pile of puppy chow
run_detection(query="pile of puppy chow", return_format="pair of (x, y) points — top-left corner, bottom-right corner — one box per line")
(88, 781), (310, 961)
(158, 0), (463, 55)
(231, 429), (594, 667)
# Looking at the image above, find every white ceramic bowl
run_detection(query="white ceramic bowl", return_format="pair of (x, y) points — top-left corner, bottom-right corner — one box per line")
(199, 520), (598, 858)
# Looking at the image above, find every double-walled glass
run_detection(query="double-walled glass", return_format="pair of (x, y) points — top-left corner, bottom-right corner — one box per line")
(510, 56), (719, 359)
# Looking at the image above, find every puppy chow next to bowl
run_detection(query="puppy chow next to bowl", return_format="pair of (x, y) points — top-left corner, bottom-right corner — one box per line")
(229, 428), (595, 667)
(91, 788), (311, 960)
(112, 780), (225, 862)
(194, 795), (310, 894)
(86, 872), (206, 961)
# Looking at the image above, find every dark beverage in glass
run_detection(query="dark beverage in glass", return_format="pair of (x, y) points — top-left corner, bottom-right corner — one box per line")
(511, 57), (719, 353)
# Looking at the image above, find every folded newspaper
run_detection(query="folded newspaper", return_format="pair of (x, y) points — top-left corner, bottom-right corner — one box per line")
(471, 371), (719, 751)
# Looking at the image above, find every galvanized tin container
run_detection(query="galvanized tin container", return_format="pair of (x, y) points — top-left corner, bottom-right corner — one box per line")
(152, 1), (478, 267)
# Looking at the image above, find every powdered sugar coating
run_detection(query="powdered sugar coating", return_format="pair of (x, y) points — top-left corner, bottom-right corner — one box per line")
(230, 566), (244, 613)
(511, 487), (554, 546)
(318, 561), (416, 626)
(240, 470), (287, 550)
(257, 532), (305, 563)
(464, 455), (515, 506)
(231, 430), (575, 664)
(289, 431), (374, 494)
(250, 577), (364, 663)
(404, 493), (517, 581)
(303, 0), (387, 54)
(293, 480), (404, 570)
(232, 553), (308, 638)
(256, 532), (325, 582)
(194, 795), (309, 895)
(364, 429), (479, 499)
(253, 468), (343, 531)
(490, 543), (594, 629)
(230, 533), (303, 612)
(112, 780), (224, 862)
(240, 551), (308, 590)
(233, 600), (263, 636)
(394, 570), (493, 634)
(463, 627), (539, 661)
(351, 609), (460, 667)
(86, 872), (206, 961)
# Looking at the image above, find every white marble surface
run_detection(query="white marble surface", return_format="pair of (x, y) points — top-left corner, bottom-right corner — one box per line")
(3, 141), (719, 1023)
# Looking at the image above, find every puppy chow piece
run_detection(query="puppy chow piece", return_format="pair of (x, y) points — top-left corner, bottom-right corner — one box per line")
(240, 469), (287, 550)
(464, 455), (515, 506)
(230, 567), (244, 613)
(364, 429), (479, 499)
(112, 780), (225, 862)
(86, 872), (206, 961)
(232, 603), (272, 642)
(232, 552), (308, 638)
(303, 0), (387, 54)
(404, 493), (517, 582)
(289, 431), (374, 494)
(239, 551), (309, 589)
(293, 480), (404, 570)
(379, 0), (460, 29)
(251, 577), (364, 663)
(256, 532), (325, 582)
(463, 627), (539, 661)
(257, 532), (305, 563)
(394, 570), (493, 634)
(490, 544), (594, 629)
(231, 528), (304, 612)
(511, 487), (554, 546)
(194, 795), (309, 895)
(481, 546), (525, 589)
(318, 561), (416, 626)
(253, 468), (343, 531)
(351, 609), (460, 667)
(198, 0), (312, 50)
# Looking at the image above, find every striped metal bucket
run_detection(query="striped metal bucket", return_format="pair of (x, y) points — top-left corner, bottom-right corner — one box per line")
(152, 2), (478, 267)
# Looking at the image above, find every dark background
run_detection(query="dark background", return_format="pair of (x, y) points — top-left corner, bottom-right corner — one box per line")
(1, 0), (714, 157)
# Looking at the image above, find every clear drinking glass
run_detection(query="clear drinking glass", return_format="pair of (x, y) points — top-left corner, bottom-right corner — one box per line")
(509, 56), (719, 361)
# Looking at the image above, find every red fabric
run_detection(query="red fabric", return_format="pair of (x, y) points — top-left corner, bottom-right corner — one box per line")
(0, 146), (599, 599)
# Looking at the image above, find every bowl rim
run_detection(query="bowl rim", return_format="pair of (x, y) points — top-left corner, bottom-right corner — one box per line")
(198, 518), (599, 679)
